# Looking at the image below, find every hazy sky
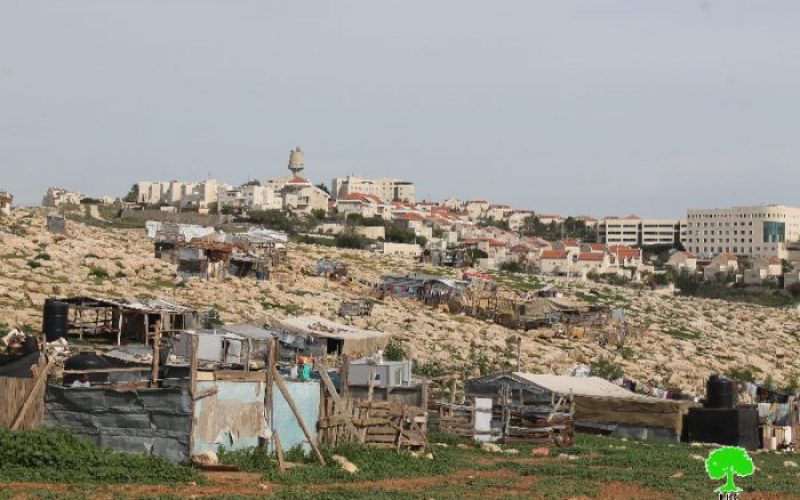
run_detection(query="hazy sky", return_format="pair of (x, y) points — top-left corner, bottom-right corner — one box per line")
(2, 1), (799, 217)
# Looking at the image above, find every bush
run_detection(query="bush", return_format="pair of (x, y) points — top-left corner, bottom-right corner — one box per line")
(0, 428), (200, 484)
(500, 261), (524, 273)
(202, 307), (223, 329)
(590, 357), (623, 380)
(88, 267), (109, 279)
(384, 339), (407, 361)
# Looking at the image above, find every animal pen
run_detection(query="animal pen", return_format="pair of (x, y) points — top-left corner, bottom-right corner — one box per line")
(428, 373), (574, 447)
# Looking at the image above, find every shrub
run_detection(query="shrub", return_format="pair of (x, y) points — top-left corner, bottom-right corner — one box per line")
(0, 428), (200, 484)
(88, 267), (109, 279)
(384, 339), (407, 361)
(590, 357), (623, 380)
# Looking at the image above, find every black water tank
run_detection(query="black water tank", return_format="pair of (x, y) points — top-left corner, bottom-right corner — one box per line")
(43, 299), (69, 342)
(64, 353), (111, 371)
(706, 375), (737, 409)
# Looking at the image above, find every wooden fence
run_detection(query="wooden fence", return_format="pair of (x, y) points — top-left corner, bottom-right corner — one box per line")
(0, 374), (46, 430)
(317, 367), (428, 452)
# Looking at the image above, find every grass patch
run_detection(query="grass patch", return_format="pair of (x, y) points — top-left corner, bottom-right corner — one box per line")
(664, 327), (701, 341)
(0, 428), (200, 485)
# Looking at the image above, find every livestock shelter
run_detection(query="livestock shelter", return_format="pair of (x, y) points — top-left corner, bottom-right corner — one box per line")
(54, 296), (199, 345)
(466, 372), (691, 441)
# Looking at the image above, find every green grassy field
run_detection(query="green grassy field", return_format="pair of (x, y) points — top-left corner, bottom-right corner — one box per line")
(2, 430), (799, 499)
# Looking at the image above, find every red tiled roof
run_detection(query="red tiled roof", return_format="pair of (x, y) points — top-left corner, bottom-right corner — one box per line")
(767, 257), (782, 265)
(578, 252), (605, 261)
(399, 213), (425, 221)
(560, 240), (579, 247)
(488, 239), (506, 247)
(585, 243), (606, 252)
(288, 177), (310, 184)
(541, 250), (569, 259)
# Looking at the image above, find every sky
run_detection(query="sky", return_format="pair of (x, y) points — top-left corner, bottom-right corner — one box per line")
(1, 0), (799, 218)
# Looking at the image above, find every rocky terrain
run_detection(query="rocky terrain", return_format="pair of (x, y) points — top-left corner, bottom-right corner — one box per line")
(1, 209), (799, 397)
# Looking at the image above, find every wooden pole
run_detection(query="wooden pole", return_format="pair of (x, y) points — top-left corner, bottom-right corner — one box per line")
(188, 334), (199, 458)
(274, 431), (287, 473)
(150, 319), (161, 387)
(271, 364), (326, 466)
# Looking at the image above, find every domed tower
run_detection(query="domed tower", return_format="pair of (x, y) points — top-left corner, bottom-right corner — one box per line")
(288, 146), (305, 178)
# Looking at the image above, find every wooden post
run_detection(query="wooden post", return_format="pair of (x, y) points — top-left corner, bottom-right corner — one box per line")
(144, 313), (149, 346)
(151, 319), (161, 387)
(274, 431), (287, 473)
(188, 333), (199, 459)
(271, 364), (326, 466)
(116, 311), (122, 346)
(190, 334), (199, 397)
(263, 338), (275, 449)
(11, 358), (53, 430)
(340, 356), (350, 400)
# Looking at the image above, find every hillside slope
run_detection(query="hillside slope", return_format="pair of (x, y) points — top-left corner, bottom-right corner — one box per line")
(1, 209), (799, 397)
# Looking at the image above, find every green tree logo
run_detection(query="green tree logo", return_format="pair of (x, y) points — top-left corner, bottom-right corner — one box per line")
(705, 446), (755, 493)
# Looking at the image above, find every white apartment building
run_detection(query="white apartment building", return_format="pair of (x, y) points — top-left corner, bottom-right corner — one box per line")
(218, 184), (281, 212)
(42, 187), (84, 207)
(331, 175), (415, 203)
(598, 217), (682, 246)
(682, 205), (800, 259)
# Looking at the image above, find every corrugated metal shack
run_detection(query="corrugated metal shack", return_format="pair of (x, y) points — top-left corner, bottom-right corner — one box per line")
(467, 372), (690, 442)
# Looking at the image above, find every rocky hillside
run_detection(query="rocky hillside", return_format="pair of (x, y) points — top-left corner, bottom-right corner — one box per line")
(2, 209), (799, 397)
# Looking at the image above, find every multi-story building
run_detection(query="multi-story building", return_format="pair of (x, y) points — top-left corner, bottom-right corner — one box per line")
(218, 184), (281, 212)
(0, 189), (12, 216)
(42, 187), (84, 207)
(598, 217), (682, 247)
(331, 175), (415, 203)
(681, 205), (800, 259)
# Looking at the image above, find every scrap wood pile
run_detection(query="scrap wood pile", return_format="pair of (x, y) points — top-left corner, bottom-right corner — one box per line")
(502, 405), (574, 446)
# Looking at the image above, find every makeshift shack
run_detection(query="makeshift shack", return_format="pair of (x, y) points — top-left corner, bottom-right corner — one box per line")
(271, 315), (390, 358)
(176, 241), (233, 280)
(53, 296), (199, 345)
(46, 214), (66, 234)
(467, 372), (690, 442)
(315, 259), (348, 279)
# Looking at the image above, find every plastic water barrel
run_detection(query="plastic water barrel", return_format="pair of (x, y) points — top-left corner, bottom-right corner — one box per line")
(43, 299), (69, 342)
(706, 375), (737, 409)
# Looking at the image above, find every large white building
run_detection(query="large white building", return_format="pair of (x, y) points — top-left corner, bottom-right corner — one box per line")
(681, 205), (800, 259)
(331, 175), (415, 203)
(597, 217), (682, 246)
(42, 187), (84, 207)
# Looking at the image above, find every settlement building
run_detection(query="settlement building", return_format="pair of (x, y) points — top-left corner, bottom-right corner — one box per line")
(682, 205), (800, 259)
(598, 217), (682, 247)
(331, 175), (415, 203)
(42, 187), (84, 207)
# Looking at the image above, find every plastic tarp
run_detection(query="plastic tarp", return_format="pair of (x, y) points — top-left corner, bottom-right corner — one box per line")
(45, 385), (193, 463)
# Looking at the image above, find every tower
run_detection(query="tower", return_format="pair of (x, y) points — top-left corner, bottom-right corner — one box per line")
(288, 146), (305, 178)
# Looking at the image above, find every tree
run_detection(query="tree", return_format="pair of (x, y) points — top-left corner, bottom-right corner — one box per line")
(202, 308), (223, 329)
(123, 184), (138, 203)
(705, 446), (754, 493)
(242, 179), (261, 187)
(315, 183), (330, 195)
